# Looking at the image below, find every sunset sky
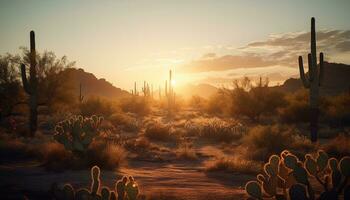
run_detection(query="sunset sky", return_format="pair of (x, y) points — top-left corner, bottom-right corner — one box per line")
(1, 0), (350, 90)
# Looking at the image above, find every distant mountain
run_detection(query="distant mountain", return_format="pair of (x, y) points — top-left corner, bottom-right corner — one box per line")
(273, 62), (350, 96)
(64, 68), (130, 100)
(175, 83), (219, 99)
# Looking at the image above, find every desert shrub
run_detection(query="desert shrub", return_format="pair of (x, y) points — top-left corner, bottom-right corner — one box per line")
(0, 135), (38, 161)
(119, 96), (151, 116)
(144, 121), (178, 142)
(175, 142), (197, 160)
(42, 140), (126, 171)
(41, 142), (76, 171)
(201, 118), (245, 142)
(79, 97), (114, 117)
(206, 156), (261, 175)
(323, 134), (350, 158)
(185, 118), (245, 142)
(109, 112), (139, 132)
(87, 140), (126, 170)
(242, 125), (314, 161)
(324, 94), (350, 127)
(278, 89), (310, 123)
(205, 92), (229, 115)
(189, 95), (207, 111)
(222, 77), (286, 121)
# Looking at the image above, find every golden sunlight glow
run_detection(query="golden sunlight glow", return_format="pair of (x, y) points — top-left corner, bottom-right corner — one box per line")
(171, 80), (177, 86)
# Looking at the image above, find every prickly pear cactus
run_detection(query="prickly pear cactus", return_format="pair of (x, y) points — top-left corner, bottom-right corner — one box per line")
(126, 176), (139, 200)
(52, 165), (141, 200)
(90, 165), (101, 195)
(54, 115), (103, 153)
(244, 150), (350, 200)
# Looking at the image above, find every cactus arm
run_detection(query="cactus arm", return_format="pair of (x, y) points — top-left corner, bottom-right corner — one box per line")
(319, 52), (324, 86)
(298, 56), (310, 88)
(311, 17), (317, 78)
(20, 64), (32, 94)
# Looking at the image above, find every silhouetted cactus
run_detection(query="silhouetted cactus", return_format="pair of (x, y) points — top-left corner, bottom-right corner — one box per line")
(79, 82), (84, 103)
(52, 165), (139, 200)
(298, 17), (324, 142)
(245, 150), (350, 200)
(20, 31), (38, 136)
(53, 115), (103, 154)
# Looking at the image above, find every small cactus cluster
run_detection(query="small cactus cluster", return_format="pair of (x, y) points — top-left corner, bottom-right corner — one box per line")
(52, 165), (139, 200)
(54, 115), (103, 154)
(245, 150), (350, 200)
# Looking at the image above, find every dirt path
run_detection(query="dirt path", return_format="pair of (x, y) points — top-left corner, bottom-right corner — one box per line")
(0, 156), (251, 200)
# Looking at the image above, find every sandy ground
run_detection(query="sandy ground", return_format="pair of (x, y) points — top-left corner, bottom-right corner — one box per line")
(0, 145), (253, 200)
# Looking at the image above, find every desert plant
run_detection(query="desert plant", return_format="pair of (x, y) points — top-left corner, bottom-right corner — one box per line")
(52, 165), (139, 200)
(53, 115), (103, 155)
(20, 31), (38, 136)
(79, 82), (84, 103)
(298, 17), (325, 142)
(245, 150), (350, 200)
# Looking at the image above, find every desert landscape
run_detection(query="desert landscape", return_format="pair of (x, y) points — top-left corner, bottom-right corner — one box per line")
(0, 1), (350, 200)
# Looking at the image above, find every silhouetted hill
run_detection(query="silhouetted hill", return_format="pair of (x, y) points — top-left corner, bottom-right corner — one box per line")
(176, 83), (219, 99)
(273, 62), (350, 95)
(64, 68), (130, 100)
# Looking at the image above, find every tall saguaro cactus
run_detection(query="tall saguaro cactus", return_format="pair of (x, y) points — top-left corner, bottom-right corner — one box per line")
(20, 31), (38, 136)
(298, 17), (324, 142)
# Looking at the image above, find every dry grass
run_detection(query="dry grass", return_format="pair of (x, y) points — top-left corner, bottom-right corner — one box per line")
(87, 140), (127, 170)
(109, 112), (139, 132)
(205, 156), (261, 175)
(144, 121), (178, 142)
(323, 134), (350, 158)
(175, 142), (197, 160)
(242, 124), (314, 161)
(41, 140), (127, 171)
(0, 135), (38, 160)
(184, 117), (245, 142)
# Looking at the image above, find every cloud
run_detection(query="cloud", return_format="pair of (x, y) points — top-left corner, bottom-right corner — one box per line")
(179, 30), (350, 73)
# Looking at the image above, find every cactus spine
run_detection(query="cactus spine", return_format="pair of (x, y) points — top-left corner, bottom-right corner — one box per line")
(298, 17), (324, 142)
(20, 31), (38, 136)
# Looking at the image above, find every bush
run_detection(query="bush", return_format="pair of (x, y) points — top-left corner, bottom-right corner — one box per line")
(144, 121), (177, 142)
(43, 140), (126, 171)
(324, 94), (350, 127)
(79, 97), (114, 117)
(175, 142), (197, 160)
(278, 89), (310, 123)
(109, 112), (139, 132)
(242, 125), (314, 161)
(119, 96), (151, 116)
(323, 134), (350, 158)
(222, 77), (286, 121)
(205, 156), (261, 175)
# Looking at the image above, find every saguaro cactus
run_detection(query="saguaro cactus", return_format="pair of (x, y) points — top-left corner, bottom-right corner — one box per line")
(79, 82), (84, 103)
(298, 17), (324, 142)
(20, 31), (38, 136)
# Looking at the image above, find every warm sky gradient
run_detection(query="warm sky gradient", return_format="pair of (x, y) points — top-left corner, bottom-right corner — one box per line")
(1, 0), (350, 90)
